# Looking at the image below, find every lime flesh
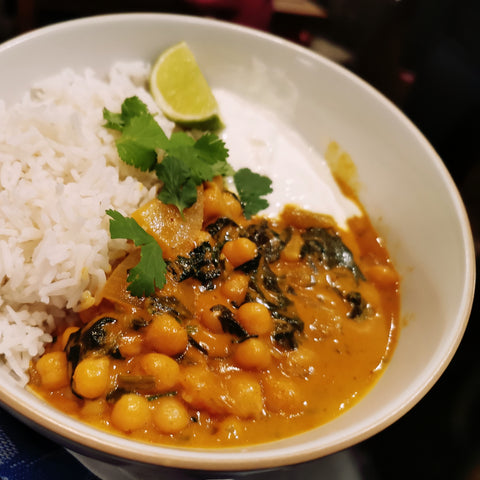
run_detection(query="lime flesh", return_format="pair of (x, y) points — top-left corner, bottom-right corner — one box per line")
(150, 42), (222, 130)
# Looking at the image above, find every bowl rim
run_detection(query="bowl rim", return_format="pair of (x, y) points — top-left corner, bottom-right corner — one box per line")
(0, 11), (476, 472)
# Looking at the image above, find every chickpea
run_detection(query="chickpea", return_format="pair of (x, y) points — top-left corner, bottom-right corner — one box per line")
(196, 292), (225, 333)
(233, 338), (271, 370)
(145, 314), (188, 357)
(227, 373), (264, 419)
(203, 180), (244, 222)
(140, 353), (180, 391)
(236, 302), (273, 336)
(285, 347), (316, 377)
(73, 356), (110, 399)
(118, 332), (143, 357)
(220, 272), (249, 305)
(36, 351), (69, 390)
(152, 397), (190, 434)
(221, 191), (243, 220)
(200, 306), (224, 333)
(365, 263), (400, 287)
(180, 365), (230, 415)
(203, 181), (224, 221)
(81, 399), (108, 419)
(216, 416), (245, 442)
(60, 326), (79, 350)
(262, 374), (304, 414)
(111, 393), (151, 432)
(222, 238), (257, 268)
(190, 326), (232, 358)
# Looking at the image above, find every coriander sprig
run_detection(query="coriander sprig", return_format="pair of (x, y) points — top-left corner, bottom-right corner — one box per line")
(233, 168), (273, 220)
(104, 96), (233, 214)
(103, 96), (273, 297)
(106, 209), (167, 297)
(103, 96), (271, 218)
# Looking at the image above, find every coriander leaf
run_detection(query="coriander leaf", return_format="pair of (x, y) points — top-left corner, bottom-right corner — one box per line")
(163, 133), (207, 184)
(166, 131), (196, 150)
(195, 134), (232, 175)
(210, 158), (235, 178)
(103, 97), (240, 216)
(163, 132), (231, 183)
(121, 114), (168, 151)
(164, 132), (215, 185)
(102, 109), (124, 131)
(116, 142), (157, 172)
(234, 168), (273, 219)
(121, 95), (150, 120)
(155, 156), (198, 214)
(106, 209), (166, 297)
(126, 241), (166, 298)
(116, 115), (167, 171)
(155, 131), (231, 212)
(194, 133), (228, 163)
(104, 97), (169, 171)
(103, 96), (150, 131)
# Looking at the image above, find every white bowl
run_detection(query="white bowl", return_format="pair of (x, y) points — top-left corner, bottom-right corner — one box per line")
(0, 13), (476, 473)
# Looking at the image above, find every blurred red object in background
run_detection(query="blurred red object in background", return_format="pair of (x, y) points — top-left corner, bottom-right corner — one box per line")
(185, 0), (273, 30)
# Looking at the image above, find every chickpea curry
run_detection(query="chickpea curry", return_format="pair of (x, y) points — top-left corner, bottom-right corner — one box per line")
(28, 174), (400, 447)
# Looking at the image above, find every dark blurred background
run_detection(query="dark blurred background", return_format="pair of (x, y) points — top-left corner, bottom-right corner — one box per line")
(0, 1), (479, 479)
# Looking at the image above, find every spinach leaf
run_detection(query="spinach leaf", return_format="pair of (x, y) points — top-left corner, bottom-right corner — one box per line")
(300, 227), (365, 281)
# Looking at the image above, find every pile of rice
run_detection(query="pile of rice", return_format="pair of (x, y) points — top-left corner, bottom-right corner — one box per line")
(0, 61), (173, 384)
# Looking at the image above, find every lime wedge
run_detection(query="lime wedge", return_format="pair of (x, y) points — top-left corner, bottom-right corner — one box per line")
(149, 41), (223, 130)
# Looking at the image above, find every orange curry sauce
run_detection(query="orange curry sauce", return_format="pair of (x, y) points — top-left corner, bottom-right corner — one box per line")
(29, 176), (400, 447)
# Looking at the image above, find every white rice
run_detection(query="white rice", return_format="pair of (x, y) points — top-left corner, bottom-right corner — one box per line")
(0, 61), (174, 384)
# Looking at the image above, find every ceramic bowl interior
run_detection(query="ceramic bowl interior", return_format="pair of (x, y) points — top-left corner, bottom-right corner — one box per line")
(0, 13), (475, 472)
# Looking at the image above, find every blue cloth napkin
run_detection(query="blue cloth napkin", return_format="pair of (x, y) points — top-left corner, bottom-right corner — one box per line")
(0, 406), (98, 480)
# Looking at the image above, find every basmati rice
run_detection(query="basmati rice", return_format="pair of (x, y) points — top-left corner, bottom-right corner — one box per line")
(0, 61), (173, 384)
